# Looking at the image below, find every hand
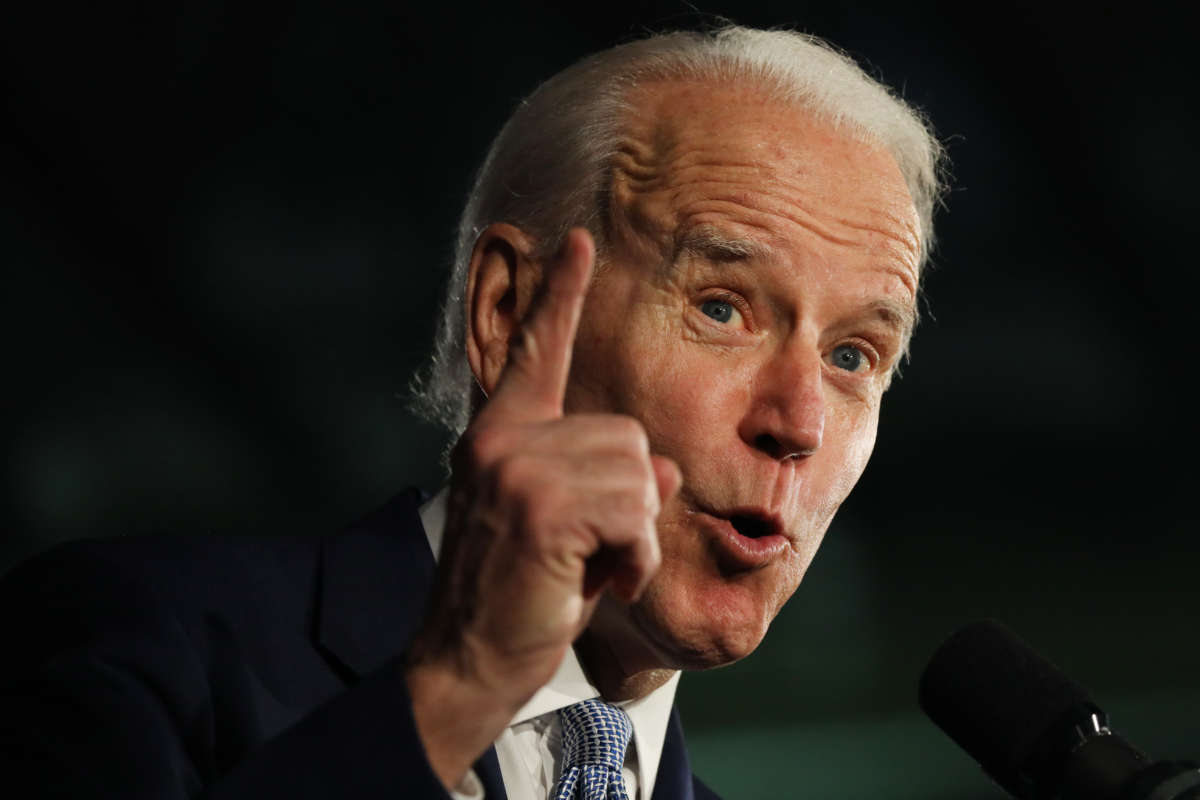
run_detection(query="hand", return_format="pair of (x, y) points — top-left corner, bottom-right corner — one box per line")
(405, 228), (681, 788)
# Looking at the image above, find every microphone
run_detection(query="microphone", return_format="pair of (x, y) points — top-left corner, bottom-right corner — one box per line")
(918, 619), (1200, 800)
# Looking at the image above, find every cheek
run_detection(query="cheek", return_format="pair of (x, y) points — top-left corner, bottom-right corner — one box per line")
(822, 401), (881, 502)
(566, 281), (682, 410)
(614, 330), (754, 462)
(572, 301), (746, 458)
(632, 352), (741, 455)
(840, 402), (880, 476)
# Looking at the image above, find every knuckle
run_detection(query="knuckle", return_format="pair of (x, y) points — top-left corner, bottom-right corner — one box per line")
(453, 427), (490, 471)
(626, 459), (660, 508)
(615, 484), (657, 521)
(632, 470), (658, 503)
(605, 491), (635, 519)
(492, 455), (570, 540)
(644, 483), (662, 516)
(611, 416), (649, 453)
(643, 526), (662, 570)
(492, 452), (537, 496)
(466, 425), (510, 465)
(639, 454), (659, 484)
(526, 480), (565, 522)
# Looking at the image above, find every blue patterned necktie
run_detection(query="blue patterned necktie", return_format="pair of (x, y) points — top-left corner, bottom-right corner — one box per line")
(552, 698), (633, 800)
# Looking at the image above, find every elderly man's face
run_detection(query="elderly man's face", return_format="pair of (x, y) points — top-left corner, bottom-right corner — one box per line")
(566, 81), (921, 671)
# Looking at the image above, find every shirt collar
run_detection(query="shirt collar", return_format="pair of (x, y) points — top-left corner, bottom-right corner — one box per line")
(419, 486), (681, 799)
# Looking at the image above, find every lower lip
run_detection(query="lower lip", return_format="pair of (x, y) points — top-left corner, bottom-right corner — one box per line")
(696, 512), (790, 570)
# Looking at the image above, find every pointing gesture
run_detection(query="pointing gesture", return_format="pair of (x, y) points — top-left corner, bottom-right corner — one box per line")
(477, 228), (595, 424)
(405, 227), (681, 790)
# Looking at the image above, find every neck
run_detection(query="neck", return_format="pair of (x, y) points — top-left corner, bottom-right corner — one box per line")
(575, 604), (677, 702)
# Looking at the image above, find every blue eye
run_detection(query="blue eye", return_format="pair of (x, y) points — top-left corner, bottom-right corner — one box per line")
(831, 344), (868, 372)
(700, 299), (735, 323)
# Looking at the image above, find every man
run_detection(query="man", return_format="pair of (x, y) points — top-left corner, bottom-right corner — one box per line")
(0, 25), (942, 799)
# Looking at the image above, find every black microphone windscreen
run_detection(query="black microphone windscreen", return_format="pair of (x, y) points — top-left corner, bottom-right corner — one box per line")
(918, 619), (1102, 798)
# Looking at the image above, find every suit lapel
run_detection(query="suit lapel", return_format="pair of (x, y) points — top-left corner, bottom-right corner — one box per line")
(313, 488), (508, 798)
(315, 488), (435, 678)
(652, 707), (696, 800)
(473, 745), (508, 800)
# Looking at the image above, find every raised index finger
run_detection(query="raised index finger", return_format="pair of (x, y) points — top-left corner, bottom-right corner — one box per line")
(482, 227), (595, 424)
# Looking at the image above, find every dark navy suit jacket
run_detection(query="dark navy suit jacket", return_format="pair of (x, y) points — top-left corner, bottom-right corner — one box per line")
(0, 489), (719, 799)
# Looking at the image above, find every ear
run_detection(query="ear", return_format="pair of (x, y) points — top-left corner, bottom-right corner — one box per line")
(464, 223), (543, 398)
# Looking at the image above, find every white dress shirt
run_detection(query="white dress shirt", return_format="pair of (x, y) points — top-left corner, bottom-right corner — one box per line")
(419, 488), (680, 800)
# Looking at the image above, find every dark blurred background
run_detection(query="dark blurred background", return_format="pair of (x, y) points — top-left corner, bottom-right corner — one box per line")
(3, 2), (1197, 797)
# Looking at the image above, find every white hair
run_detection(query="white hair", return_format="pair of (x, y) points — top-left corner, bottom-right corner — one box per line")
(412, 25), (946, 437)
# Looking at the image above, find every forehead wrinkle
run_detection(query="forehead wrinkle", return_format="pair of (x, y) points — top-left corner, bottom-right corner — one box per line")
(612, 137), (666, 187)
(687, 170), (916, 250)
(625, 117), (913, 243)
(608, 85), (921, 289)
(613, 149), (777, 203)
(674, 191), (920, 288)
(637, 148), (919, 262)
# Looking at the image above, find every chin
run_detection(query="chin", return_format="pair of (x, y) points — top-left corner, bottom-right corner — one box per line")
(627, 569), (776, 670)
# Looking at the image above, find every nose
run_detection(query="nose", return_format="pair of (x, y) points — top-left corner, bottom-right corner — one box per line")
(738, 343), (825, 461)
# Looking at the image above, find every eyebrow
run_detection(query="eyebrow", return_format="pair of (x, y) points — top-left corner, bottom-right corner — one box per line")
(676, 225), (918, 342)
(674, 226), (771, 262)
(862, 298), (918, 344)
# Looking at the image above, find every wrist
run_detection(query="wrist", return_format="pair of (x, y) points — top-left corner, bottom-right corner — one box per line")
(404, 651), (523, 790)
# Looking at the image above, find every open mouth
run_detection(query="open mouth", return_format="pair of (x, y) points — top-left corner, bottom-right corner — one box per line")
(728, 513), (776, 539)
(704, 507), (790, 570)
